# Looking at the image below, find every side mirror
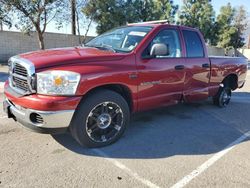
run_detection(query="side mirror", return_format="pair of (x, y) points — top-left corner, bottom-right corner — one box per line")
(150, 43), (169, 57)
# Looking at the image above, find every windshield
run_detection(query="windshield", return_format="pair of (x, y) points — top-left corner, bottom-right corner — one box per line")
(85, 26), (153, 53)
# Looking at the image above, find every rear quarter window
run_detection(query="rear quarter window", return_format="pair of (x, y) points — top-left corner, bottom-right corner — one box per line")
(183, 30), (204, 58)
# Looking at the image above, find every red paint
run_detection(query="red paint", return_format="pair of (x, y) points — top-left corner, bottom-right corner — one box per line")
(4, 81), (81, 111)
(4, 24), (248, 112)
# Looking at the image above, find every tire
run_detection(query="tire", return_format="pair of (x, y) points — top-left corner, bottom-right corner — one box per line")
(213, 86), (232, 108)
(70, 89), (130, 148)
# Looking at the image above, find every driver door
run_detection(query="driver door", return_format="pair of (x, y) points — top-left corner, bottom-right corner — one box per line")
(136, 28), (186, 111)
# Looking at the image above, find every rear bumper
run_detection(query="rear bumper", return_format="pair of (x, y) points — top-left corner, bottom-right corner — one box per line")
(3, 98), (74, 134)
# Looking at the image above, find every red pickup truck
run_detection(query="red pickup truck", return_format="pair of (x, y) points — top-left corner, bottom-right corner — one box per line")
(3, 21), (248, 147)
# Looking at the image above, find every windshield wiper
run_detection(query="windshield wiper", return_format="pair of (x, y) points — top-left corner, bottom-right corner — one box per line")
(85, 44), (117, 52)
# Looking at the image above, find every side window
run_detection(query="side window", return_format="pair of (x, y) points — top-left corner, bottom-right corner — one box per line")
(143, 29), (182, 58)
(183, 30), (204, 58)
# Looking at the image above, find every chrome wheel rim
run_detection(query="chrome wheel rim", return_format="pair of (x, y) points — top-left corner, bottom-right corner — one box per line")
(86, 102), (124, 143)
(221, 89), (231, 106)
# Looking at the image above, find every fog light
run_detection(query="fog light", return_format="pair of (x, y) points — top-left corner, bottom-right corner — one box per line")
(30, 113), (44, 124)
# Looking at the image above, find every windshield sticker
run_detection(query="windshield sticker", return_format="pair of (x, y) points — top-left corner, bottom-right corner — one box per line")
(128, 31), (147, 37)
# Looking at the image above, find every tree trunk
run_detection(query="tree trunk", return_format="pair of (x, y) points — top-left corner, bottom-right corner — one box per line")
(71, 0), (76, 35)
(76, 8), (81, 45)
(83, 17), (93, 44)
(37, 32), (45, 50)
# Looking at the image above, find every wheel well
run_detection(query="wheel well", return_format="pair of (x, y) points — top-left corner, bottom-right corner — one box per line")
(83, 84), (133, 111)
(223, 74), (238, 90)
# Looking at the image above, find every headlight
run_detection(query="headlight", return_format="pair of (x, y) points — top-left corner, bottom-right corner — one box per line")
(37, 70), (81, 95)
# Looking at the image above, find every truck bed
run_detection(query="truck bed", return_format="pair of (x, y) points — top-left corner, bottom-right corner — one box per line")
(208, 56), (248, 92)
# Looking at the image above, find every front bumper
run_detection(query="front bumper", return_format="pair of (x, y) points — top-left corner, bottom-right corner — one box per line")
(3, 98), (74, 134)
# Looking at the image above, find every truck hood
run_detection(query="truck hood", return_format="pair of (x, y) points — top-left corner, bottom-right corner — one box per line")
(19, 47), (126, 69)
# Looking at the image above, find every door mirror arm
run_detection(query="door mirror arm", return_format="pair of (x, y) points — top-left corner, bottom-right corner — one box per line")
(142, 55), (155, 59)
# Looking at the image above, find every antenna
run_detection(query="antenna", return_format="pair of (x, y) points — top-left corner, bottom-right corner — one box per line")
(127, 20), (169, 25)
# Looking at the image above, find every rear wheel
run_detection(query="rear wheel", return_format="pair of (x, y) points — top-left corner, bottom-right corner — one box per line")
(213, 86), (232, 107)
(70, 89), (130, 148)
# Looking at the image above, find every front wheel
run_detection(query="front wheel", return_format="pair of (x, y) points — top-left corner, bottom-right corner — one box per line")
(70, 89), (130, 148)
(213, 86), (232, 107)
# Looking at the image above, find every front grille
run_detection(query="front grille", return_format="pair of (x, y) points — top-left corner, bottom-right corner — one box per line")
(13, 77), (29, 92)
(9, 57), (35, 95)
(14, 63), (28, 77)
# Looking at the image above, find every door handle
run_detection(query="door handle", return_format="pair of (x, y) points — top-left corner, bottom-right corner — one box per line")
(129, 73), (138, 79)
(175, 65), (185, 70)
(202, 63), (210, 68)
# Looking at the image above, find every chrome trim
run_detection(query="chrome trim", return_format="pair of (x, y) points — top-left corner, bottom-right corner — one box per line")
(5, 98), (74, 129)
(12, 73), (28, 80)
(8, 56), (36, 95)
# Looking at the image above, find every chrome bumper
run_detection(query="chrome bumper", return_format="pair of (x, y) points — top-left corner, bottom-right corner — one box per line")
(3, 98), (74, 131)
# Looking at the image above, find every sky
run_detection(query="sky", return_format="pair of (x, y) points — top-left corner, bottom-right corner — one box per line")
(3, 0), (250, 37)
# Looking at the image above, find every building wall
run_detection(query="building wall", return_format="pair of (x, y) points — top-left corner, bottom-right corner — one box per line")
(207, 46), (225, 56)
(0, 31), (93, 61)
(207, 46), (250, 61)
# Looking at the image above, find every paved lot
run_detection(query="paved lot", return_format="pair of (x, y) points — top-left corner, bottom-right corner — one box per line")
(0, 66), (250, 188)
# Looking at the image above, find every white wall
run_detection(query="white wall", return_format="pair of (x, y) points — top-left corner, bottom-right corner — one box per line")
(207, 46), (250, 61)
(207, 46), (225, 56)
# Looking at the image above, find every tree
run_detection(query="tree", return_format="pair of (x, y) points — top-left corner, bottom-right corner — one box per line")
(216, 3), (242, 53)
(0, 0), (65, 50)
(216, 4), (248, 54)
(71, 0), (76, 35)
(60, 0), (93, 44)
(178, 0), (215, 43)
(232, 6), (248, 50)
(125, 0), (156, 23)
(0, 1), (11, 30)
(83, 0), (125, 34)
(152, 0), (178, 23)
(83, 0), (178, 34)
(0, 4), (4, 31)
(130, 0), (178, 23)
(216, 3), (235, 49)
(76, 0), (94, 44)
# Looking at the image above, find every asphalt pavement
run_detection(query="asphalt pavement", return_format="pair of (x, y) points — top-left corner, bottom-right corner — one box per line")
(0, 65), (250, 188)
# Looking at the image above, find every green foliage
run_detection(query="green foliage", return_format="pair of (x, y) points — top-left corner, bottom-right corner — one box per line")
(83, 0), (178, 34)
(216, 3), (236, 50)
(232, 6), (248, 49)
(178, 0), (215, 43)
(216, 3), (247, 50)
(83, 0), (126, 34)
(153, 0), (178, 22)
